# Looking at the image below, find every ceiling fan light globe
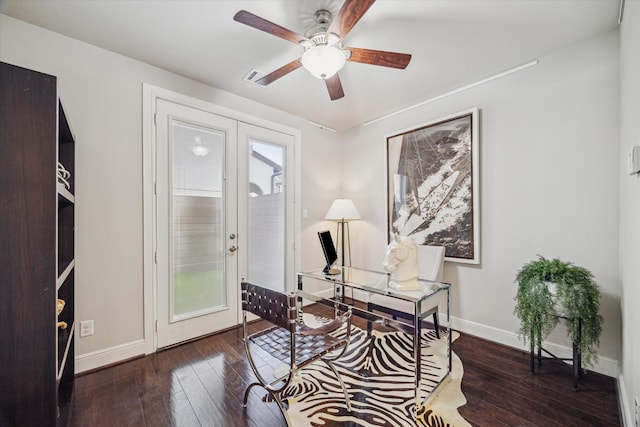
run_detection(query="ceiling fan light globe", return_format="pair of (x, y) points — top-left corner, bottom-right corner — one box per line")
(190, 136), (210, 157)
(301, 45), (346, 80)
(191, 145), (210, 157)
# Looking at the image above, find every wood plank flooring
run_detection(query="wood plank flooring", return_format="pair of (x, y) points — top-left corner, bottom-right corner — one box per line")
(70, 313), (621, 427)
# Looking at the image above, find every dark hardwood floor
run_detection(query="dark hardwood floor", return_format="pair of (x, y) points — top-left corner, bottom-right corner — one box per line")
(70, 312), (621, 427)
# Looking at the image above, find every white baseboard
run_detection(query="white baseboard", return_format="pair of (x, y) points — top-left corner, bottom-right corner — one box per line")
(310, 290), (619, 377)
(75, 339), (146, 374)
(618, 375), (634, 427)
(448, 315), (619, 378)
(76, 297), (620, 381)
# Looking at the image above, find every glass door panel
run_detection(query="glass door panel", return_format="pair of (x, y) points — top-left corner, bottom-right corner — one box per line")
(248, 140), (285, 290)
(171, 121), (225, 319)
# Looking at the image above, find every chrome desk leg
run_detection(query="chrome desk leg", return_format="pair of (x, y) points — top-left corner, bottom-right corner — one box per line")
(414, 307), (422, 414)
(447, 287), (452, 372)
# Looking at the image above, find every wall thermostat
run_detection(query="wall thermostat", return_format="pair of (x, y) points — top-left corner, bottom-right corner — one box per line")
(629, 146), (640, 175)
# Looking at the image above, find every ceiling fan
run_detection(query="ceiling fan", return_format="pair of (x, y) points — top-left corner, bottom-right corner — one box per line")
(233, 0), (412, 101)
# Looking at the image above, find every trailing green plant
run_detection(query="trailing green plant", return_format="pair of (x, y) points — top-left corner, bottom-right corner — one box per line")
(514, 255), (603, 367)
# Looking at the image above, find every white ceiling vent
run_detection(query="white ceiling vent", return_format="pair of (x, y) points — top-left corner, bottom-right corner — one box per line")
(243, 69), (269, 87)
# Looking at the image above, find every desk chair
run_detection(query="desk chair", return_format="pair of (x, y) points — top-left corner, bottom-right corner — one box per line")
(367, 245), (445, 338)
(241, 281), (352, 426)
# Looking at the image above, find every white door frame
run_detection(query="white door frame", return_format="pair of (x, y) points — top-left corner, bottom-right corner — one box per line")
(142, 84), (301, 354)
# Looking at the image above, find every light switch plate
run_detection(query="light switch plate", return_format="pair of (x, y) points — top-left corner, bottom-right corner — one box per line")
(80, 320), (94, 337)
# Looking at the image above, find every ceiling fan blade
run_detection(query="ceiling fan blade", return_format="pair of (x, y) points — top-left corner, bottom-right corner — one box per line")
(234, 10), (309, 44)
(255, 59), (303, 86)
(326, 0), (375, 41)
(325, 74), (345, 101)
(345, 47), (412, 69)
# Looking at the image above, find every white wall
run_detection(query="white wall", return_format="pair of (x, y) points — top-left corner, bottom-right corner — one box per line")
(341, 30), (621, 374)
(619, 1), (640, 425)
(0, 14), (341, 366)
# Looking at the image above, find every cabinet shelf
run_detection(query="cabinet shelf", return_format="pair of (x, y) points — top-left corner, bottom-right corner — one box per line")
(58, 198), (74, 280)
(57, 259), (74, 290)
(58, 184), (74, 204)
(57, 322), (74, 380)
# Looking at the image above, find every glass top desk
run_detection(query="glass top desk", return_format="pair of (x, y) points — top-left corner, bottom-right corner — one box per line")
(297, 266), (451, 413)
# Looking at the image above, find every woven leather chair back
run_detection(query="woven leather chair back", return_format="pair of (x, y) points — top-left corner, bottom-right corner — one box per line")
(241, 281), (296, 332)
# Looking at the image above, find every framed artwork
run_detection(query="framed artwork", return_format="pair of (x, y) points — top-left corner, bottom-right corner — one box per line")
(387, 108), (479, 264)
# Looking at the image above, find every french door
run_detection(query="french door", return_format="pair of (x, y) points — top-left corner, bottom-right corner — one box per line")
(154, 98), (294, 349)
(155, 100), (238, 348)
(238, 123), (295, 293)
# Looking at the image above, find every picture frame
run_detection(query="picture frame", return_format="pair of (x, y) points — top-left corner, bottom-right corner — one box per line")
(386, 108), (480, 264)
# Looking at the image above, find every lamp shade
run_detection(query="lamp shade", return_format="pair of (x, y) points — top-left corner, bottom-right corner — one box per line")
(325, 199), (361, 221)
(301, 45), (346, 80)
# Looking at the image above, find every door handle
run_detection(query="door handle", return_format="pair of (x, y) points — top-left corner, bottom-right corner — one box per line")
(228, 245), (237, 253)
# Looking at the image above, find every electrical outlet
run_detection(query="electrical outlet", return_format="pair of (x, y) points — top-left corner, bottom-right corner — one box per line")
(80, 320), (94, 337)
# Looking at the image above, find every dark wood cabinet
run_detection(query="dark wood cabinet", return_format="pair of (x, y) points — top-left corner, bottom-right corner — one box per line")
(1, 62), (75, 427)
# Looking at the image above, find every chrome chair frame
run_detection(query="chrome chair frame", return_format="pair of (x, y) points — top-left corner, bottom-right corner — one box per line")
(241, 281), (352, 426)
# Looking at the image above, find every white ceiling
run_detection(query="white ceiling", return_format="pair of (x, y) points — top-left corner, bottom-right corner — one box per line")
(1, 0), (620, 131)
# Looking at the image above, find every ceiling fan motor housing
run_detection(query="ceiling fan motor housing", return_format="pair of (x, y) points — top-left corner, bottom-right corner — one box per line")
(305, 10), (332, 37)
(303, 10), (341, 48)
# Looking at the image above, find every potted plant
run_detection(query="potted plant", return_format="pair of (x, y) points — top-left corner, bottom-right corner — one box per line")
(514, 255), (603, 367)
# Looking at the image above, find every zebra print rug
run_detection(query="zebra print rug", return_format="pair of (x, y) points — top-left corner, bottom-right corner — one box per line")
(282, 320), (470, 427)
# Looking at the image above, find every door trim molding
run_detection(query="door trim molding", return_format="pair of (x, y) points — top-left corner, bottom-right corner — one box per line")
(142, 83), (301, 355)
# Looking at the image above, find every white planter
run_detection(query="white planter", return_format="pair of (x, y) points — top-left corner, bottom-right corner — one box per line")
(544, 282), (566, 316)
